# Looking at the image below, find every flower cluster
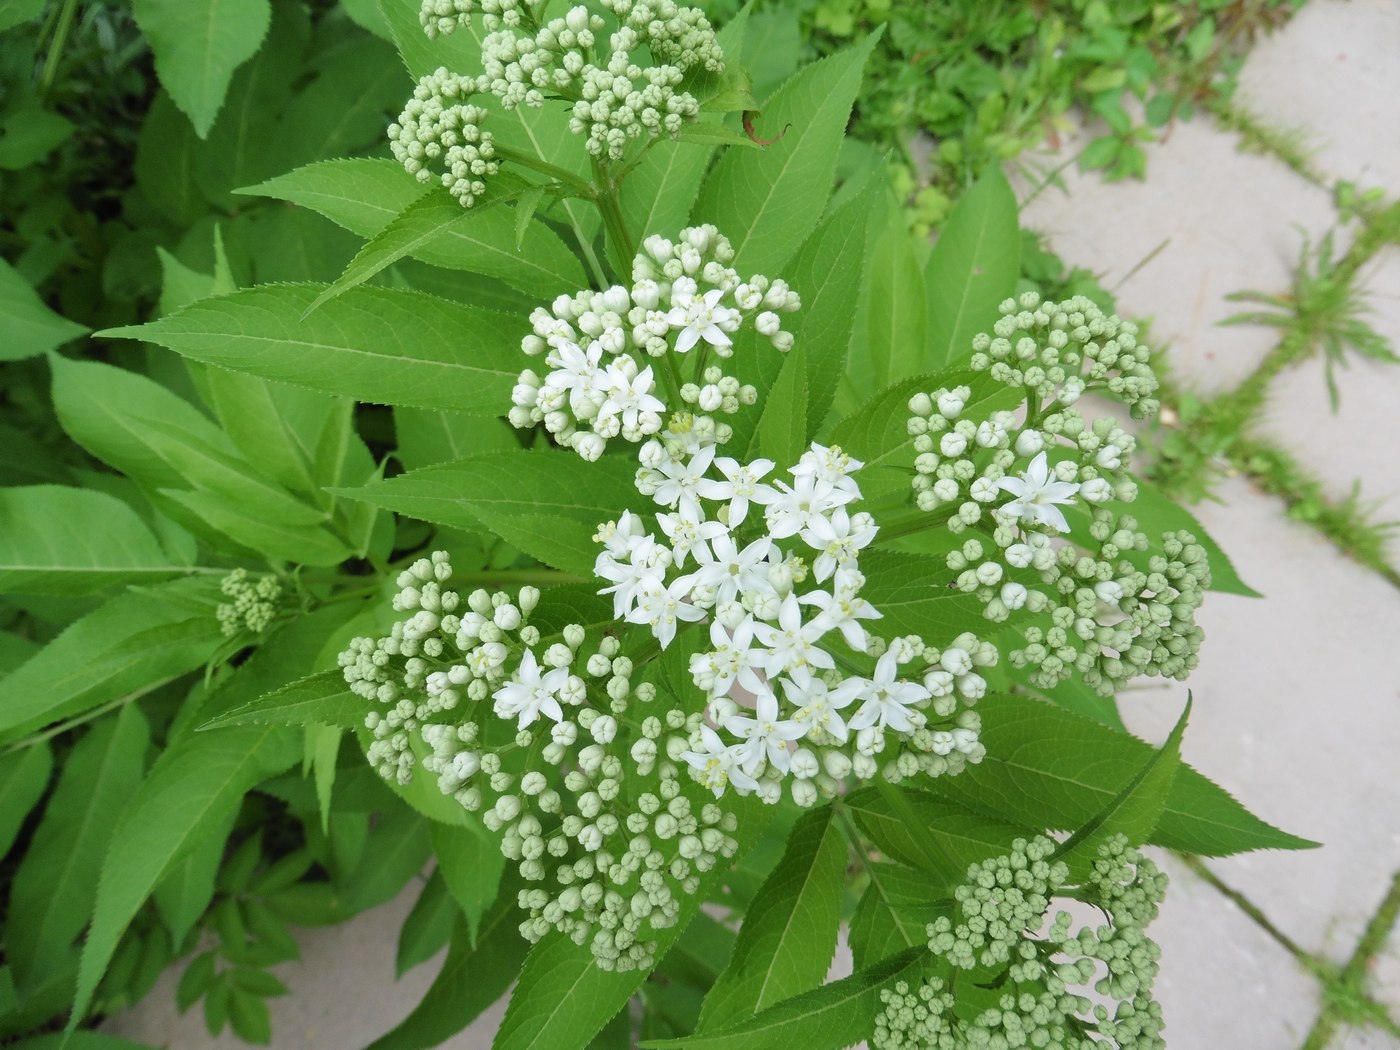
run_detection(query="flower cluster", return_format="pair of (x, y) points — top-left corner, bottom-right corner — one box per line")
(509, 225), (800, 460)
(215, 569), (282, 637)
(392, 0), (722, 204)
(595, 438), (995, 806)
(907, 293), (1208, 696)
(339, 553), (741, 971)
(873, 836), (1168, 1050)
(970, 292), (1160, 420)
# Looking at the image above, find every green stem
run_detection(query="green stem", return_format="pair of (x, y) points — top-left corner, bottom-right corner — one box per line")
(38, 0), (79, 103)
(591, 158), (636, 270)
(494, 145), (596, 198)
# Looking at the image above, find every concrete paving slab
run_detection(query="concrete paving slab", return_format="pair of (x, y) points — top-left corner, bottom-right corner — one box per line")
(1150, 852), (1318, 1049)
(1119, 476), (1400, 967)
(103, 879), (502, 1049)
(1253, 247), (1400, 548)
(1329, 1027), (1400, 1050)
(1019, 115), (1338, 397)
(1234, 0), (1400, 193)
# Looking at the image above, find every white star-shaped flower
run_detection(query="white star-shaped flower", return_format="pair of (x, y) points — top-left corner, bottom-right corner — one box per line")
(626, 576), (706, 649)
(994, 451), (1080, 533)
(752, 592), (835, 678)
(681, 724), (758, 797)
(780, 669), (864, 744)
(723, 690), (807, 774)
(695, 455), (777, 527)
(846, 651), (931, 734)
(492, 649), (569, 728)
(651, 444), (715, 518)
(667, 287), (739, 354)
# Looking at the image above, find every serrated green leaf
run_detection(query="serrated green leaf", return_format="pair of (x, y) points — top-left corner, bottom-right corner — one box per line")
(430, 820), (505, 944)
(698, 805), (846, 1031)
(240, 158), (426, 235)
(618, 137), (714, 247)
(856, 550), (982, 638)
(0, 743), (53, 861)
(333, 449), (636, 577)
(0, 258), (85, 359)
(98, 284), (523, 414)
(676, 121), (761, 149)
(0, 102), (74, 170)
(134, 92), (205, 226)
(153, 810), (237, 947)
(377, 0), (479, 79)
(780, 176), (878, 429)
(844, 786), (1027, 889)
(275, 36), (405, 169)
(0, 486), (200, 595)
(395, 871), (457, 978)
(0, 578), (224, 745)
(1055, 696), (1191, 876)
(193, 0), (304, 206)
(755, 344), (807, 467)
(8, 706), (149, 989)
(200, 670), (363, 730)
(923, 166), (1019, 370)
(161, 489), (349, 567)
(693, 31), (880, 275)
(852, 195), (927, 400)
(393, 407), (518, 470)
(368, 886), (528, 1050)
(925, 693), (1317, 855)
(132, 0), (273, 137)
(645, 946), (925, 1050)
(71, 723), (300, 1029)
(310, 185), (584, 310)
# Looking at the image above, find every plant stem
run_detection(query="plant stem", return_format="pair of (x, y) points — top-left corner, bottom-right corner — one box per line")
(38, 0), (80, 103)
(493, 146), (596, 198)
(592, 158), (636, 269)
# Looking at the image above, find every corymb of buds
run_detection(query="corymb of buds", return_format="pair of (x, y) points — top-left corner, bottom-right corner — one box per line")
(872, 835), (1168, 1050)
(216, 568), (283, 637)
(337, 551), (742, 973)
(905, 292), (1207, 697)
(394, 0), (723, 203)
(509, 226), (800, 461)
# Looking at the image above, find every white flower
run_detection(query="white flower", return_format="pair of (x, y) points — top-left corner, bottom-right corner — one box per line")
(675, 532), (773, 608)
(544, 339), (604, 416)
(681, 724), (758, 797)
(666, 286), (738, 353)
(791, 443), (863, 495)
(780, 669), (863, 744)
(656, 510), (726, 566)
(695, 455), (776, 526)
(596, 362), (664, 431)
(799, 570), (881, 651)
(765, 473), (853, 539)
(752, 592), (835, 677)
(846, 651), (931, 734)
(994, 451), (1080, 533)
(626, 576), (706, 648)
(723, 689), (807, 774)
(690, 616), (768, 698)
(651, 444), (715, 518)
(799, 506), (878, 582)
(492, 649), (569, 728)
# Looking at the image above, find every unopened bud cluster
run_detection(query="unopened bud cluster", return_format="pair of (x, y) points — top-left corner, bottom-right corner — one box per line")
(907, 294), (1208, 696)
(873, 835), (1168, 1050)
(215, 569), (282, 636)
(509, 226), (800, 461)
(394, 0), (722, 203)
(338, 552), (739, 971)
